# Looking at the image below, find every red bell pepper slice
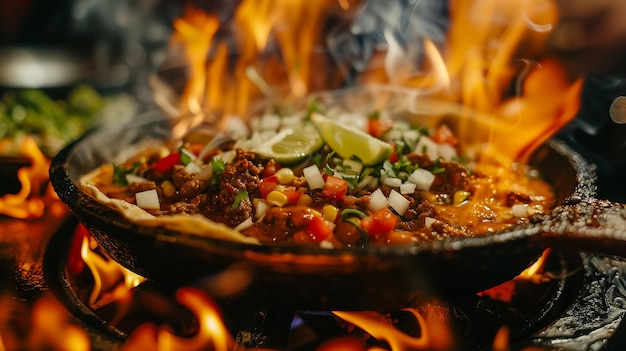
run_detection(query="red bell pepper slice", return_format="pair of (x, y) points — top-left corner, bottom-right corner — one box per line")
(153, 152), (181, 173)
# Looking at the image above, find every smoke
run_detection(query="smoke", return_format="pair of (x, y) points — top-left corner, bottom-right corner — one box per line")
(327, 0), (449, 85)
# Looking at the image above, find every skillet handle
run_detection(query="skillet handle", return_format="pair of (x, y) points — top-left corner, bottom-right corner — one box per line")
(531, 199), (626, 257)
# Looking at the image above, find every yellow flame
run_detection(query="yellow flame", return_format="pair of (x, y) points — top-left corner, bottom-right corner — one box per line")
(0, 137), (54, 219)
(80, 235), (146, 307)
(333, 307), (454, 351)
(29, 296), (91, 351)
(169, 0), (582, 162)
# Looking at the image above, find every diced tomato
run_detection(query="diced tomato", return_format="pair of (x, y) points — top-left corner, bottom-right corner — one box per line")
(187, 143), (205, 156)
(262, 159), (281, 178)
(283, 189), (303, 204)
(306, 216), (333, 242)
(368, 118), (394, 138)
(259, 175), (278, 198)
(431, 124), (458, 146)
(153, 152), (181, 173)
(320, 175), (348, 201)
(389, 144), (400, 163)
(361, 208), (398, 235)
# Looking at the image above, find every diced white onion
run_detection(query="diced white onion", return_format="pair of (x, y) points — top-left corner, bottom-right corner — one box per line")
(424, 216), (436, 228)
(383, 177), (402, 188)
(216, 149), (236, 164)
(342, 159), (363, 174)
(366, 177), (379, 190)
(438, 143), (457, 161)
(402, 129), (421, 146)
(512, 204), (529, 218)
(357, 175), (374, 190)
(224, 115), (249, 137)
(195, 164), (213, 181)
(382, 129), (403, 142)
(303, 165), (326, 189)
(400, 182), (416, 195)
(388, 189), (410, 216)
(253, 199), (269, 219)
(125, 174), (148, 185)
(325, 220), (336, 231)
(234, 217), (254, 231)
(135, 189), (160, 210)
(319, 240), (335, 249)
(415, 136), (439, 161)
(369, 188), (388, 211)
(258, 113), (281, 130)
(408, 168), (436, 190)
(185, 162), (202, 175)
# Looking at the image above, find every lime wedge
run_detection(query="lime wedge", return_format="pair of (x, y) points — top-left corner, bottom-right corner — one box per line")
(311, 113), (392, 166)
(252, 122), (324, 164)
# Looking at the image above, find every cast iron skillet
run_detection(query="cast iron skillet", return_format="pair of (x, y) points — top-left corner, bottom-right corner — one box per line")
(49, 89), (626, 312)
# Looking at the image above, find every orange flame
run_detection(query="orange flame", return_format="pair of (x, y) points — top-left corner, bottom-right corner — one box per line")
(168, 0), (581, 161)
(169, 0), (357, 119)
(479, 248), (552, 303)
(333, 306), (454, 351)
(80, 233), (146, 309)
(122, 288), (237, 351)
(0, 137), (56, 219)
(0, 295), (90, 351)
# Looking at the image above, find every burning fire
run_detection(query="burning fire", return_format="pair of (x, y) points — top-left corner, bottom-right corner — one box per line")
(0, 294), (90, 351)
(165, 0), (582, 162)
(74, 225), (146, 310)
(0, 137), (58, 219)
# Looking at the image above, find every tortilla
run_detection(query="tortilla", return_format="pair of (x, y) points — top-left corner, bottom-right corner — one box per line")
(80, 179), (261, 245)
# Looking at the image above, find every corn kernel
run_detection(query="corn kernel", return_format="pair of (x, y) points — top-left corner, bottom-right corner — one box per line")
(322, 205), (338, 223)
(266, 191), (288, 207)
(275, 168), (295, 184)
(161, 180), (176, 197)
(298, 194), (313, 206)
(423, 192), (437, 204)
(453, 190), (471, 205)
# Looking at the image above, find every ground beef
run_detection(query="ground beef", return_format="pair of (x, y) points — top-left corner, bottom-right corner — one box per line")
(219, 150), (261, 226)
(128, 181), (157, 193)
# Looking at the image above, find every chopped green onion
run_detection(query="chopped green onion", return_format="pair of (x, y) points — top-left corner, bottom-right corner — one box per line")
(340, 208), (367, 220)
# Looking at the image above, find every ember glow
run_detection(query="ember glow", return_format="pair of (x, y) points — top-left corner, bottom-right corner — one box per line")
(0, 137), (57, 219)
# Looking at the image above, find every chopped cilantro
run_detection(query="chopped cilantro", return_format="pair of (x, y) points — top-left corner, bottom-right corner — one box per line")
(180, 148), (194, 165)
(304, 98), (324, 119)
(210, 158), (226, 185)
(431, 159), (446, 174)
(112, 162), (141, 186)
(231, 190), (249, 209)
(112, 164), (128, 186)
(367, 110), (380, 120)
